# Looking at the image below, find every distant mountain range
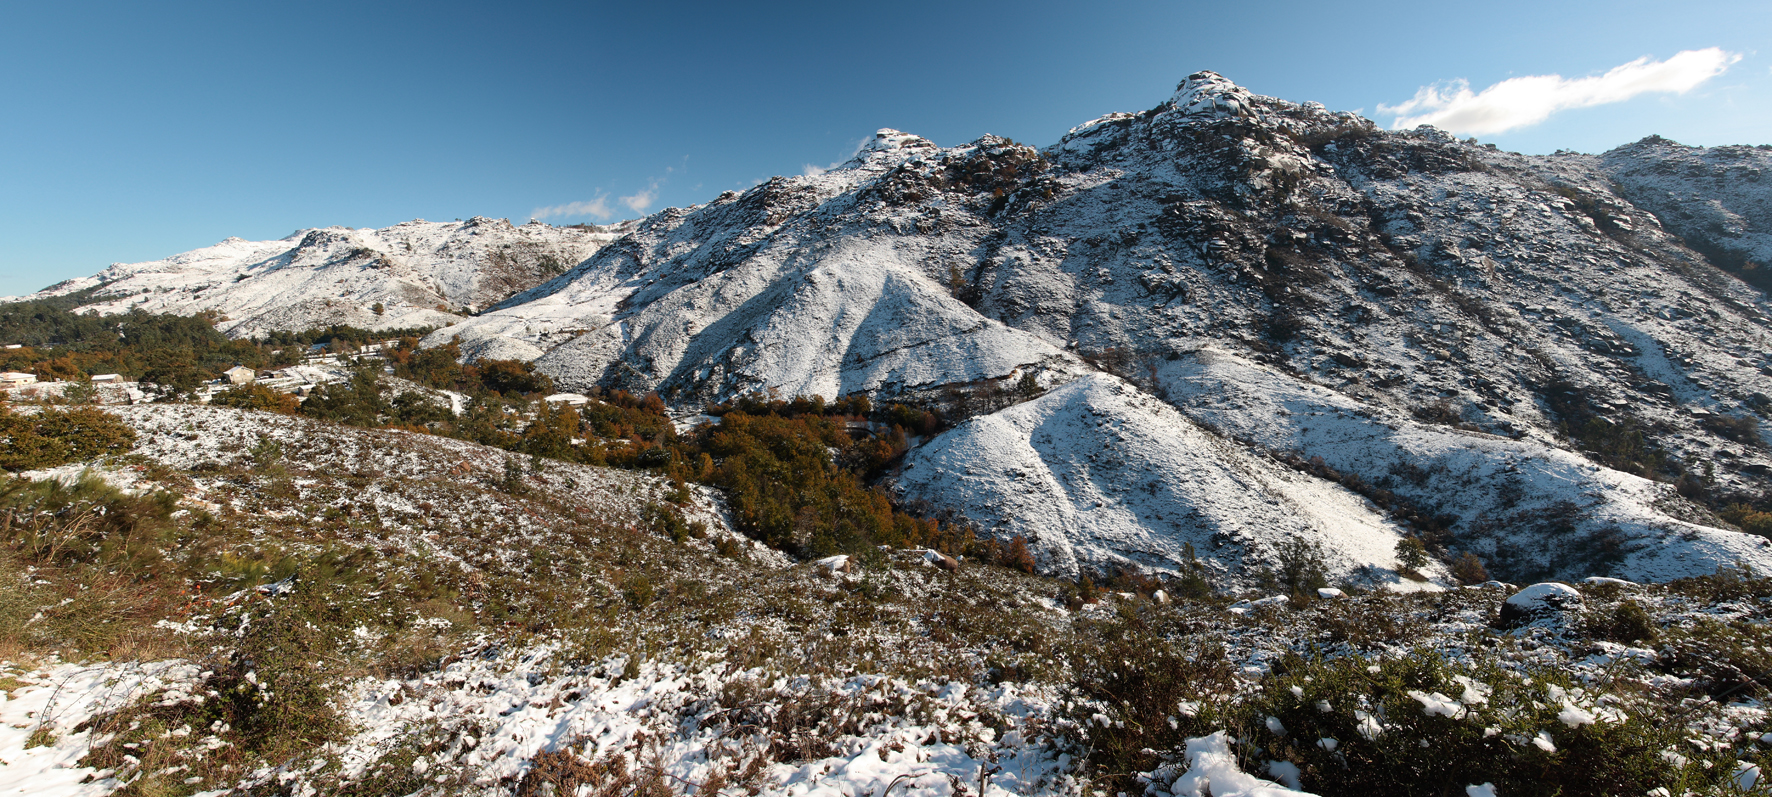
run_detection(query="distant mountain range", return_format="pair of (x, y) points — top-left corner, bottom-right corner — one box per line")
(22, 71), (1772, 586)
(28, 216), (631, 338)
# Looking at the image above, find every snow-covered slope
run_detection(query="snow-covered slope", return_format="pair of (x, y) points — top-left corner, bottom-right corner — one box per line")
(426, 131), (1081, 400)
(1601, 136), (1772, 275)
(32, 217), (629, 338)
(896, 374), (1428, 586)
(1155, 349), (1772, 582)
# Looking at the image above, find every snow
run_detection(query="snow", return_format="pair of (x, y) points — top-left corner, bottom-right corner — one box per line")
(1168, 71), (1261, 120)
(1602, 137), (1772, 273)
(1736, 761), (1762, 791)
(0, 660), (199, 797)
(390, 73), (1772, 587)
(1505, 582), (1583, 609)
(16, 648), (1072, 797)
(1407, 690), (1465, 718)
(470, 234), (1075, 403)
(1164, 732), (1317, 796)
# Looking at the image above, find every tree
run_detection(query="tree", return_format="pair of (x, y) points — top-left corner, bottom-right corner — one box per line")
(1395, 536), (1430, 573)
(1263, 538), (1330, 597)
(474, 359), (552, 397)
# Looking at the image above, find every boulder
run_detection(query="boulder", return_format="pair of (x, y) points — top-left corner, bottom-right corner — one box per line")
(1498, 582), (1584, 628)
(814, 555), (851, 577)
(915, 549), (960, 572)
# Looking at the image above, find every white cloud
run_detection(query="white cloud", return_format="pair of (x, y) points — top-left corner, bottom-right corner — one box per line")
(620, 181), (660, 214)
(531, 196), (615, 222)
(1381, 48), (1740, 135)
(802, 137), (874, 178)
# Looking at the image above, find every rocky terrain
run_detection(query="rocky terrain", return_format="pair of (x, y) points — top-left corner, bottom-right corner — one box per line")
(1601, 136), (1772, 287)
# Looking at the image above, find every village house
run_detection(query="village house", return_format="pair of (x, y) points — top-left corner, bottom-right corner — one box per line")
(0, 371), (38, 386)
(224, 365), (257, 385)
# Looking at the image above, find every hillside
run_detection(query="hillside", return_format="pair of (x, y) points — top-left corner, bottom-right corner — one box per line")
(1601, 136), (1772, 290)
(398, 72), (1772, 585)
(26, 217), (630, 338)
(7, 403), (1772, 796)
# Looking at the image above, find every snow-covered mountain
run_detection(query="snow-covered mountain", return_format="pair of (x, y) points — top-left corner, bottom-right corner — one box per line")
(416, 72), (1772, 584)
(32, 217), (629, 338)
(23, 71), (1772, 586)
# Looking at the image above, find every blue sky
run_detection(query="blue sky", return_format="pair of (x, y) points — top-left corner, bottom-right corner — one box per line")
(2, 0), (1768, 297)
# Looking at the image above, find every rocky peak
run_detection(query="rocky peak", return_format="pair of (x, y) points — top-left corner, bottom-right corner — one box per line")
(848, 128), (939, 168)
(1168, 70), (1261, 119)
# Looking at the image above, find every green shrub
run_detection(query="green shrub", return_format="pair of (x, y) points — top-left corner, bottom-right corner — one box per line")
(1588, 598), (1656, 644)
(1720, 504), (1772, 538)
(0, 404), (136, 471)
(1063, 615), (1237, 784)
(1229, 652), (1738, 797)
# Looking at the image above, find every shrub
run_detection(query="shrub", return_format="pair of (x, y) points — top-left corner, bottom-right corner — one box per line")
(1720, 504), (1772, 538)
(1224, 652), (1728, 797)
(1702, 414), (1762, 447)
(1450, 551), (1489, 585)
(0, 404), (136, 471)
(1588, 598), (1656, 644)
(1412, 399), (1461, 426)
(1003, 535), (1036, 573)
(1063, 617), (1237, 785)
(212, 383), (299, 414)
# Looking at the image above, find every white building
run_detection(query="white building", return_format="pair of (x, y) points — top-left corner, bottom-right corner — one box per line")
(224, 366), (257, 385)
(0, 371), (37, 386)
